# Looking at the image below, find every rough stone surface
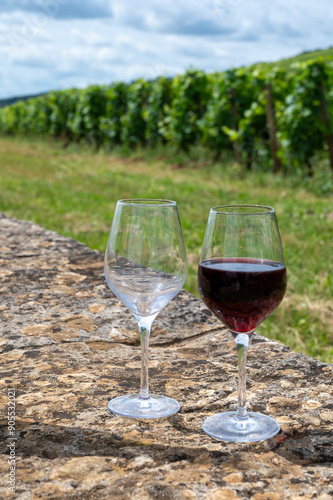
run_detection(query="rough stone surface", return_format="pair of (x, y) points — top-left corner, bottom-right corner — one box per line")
(0, 215), (332, 499)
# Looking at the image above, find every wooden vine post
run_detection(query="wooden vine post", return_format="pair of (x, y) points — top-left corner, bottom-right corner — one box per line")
(264, 84), (282, 173)
(319, 82), (333, 171)
(229, 88), (242, 164)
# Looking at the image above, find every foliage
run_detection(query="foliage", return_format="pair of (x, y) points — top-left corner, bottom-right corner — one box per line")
(163, 69), (212, 151)
(235, 68), (288, 169)
(68, 85), (108, 147)
(197, 74), (233, 157)
(48, 89), (79, 141)
(99, 82), (128, 147)
(276, 60), (331, 173)
(143, 76), (173, 147)
(120, 79), (150, 147)
(0, 59), (333, 174)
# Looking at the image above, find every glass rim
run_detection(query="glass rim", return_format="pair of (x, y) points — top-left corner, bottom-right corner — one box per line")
(117, 198), (177, 207)
(210, 204), (275, 215)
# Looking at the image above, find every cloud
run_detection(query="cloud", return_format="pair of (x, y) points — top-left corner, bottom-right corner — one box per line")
(0, 0), (333, 99)
(113, 0), (240, 36)
(0, 0), (113, 20)
(169, 19), (236, 37)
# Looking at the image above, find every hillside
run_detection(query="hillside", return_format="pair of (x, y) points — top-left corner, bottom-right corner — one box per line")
(256, 46), (333, 70)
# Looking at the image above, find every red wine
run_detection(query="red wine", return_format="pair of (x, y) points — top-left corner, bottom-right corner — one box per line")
(198, 258), (287, 334)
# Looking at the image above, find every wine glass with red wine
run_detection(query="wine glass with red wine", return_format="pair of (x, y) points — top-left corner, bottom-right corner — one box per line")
(198, 205), (287, 442)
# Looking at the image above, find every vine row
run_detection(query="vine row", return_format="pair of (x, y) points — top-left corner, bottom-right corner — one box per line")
(1, 59), (332, 174)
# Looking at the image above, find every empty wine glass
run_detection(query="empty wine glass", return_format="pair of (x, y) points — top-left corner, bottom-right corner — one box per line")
(198, 205), (287, 442)
(104, 199), (187, 418)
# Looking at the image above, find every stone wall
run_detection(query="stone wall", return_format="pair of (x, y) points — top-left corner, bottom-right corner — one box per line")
(0, 215), (332, 499)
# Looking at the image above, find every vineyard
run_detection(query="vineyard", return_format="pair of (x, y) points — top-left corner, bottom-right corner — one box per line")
(1, 58), (333, 174)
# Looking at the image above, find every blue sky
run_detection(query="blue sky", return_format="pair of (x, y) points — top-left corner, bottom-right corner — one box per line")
(0, 0), (332, 98)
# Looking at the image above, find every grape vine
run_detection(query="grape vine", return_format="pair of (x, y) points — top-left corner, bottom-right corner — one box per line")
(0, 58), (332, 174)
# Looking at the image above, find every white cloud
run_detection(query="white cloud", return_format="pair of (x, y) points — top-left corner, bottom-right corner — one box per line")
(0, 0), (332, 98)
(113, 0), (240, 36)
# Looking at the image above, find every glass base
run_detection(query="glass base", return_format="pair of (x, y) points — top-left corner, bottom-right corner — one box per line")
(108, 394), (180, 419)
(202, 411), (280, 443)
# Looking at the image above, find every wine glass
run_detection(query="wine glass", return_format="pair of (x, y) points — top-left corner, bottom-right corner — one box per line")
(104, 199), (187, 419)
(198, 205), (287, 442)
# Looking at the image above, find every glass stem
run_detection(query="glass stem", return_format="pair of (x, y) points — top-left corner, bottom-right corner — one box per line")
(235, 333), (250, 419)
(137, 316), (153, 400)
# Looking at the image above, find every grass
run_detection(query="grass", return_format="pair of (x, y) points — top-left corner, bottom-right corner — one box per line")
(1, 136), (332, 363)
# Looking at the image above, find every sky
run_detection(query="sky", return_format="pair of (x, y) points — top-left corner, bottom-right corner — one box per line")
(0, 0), (332, 98)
